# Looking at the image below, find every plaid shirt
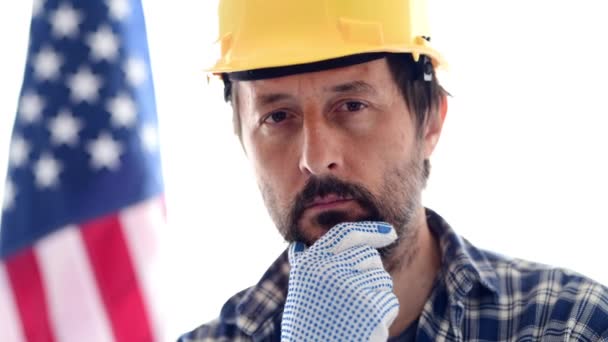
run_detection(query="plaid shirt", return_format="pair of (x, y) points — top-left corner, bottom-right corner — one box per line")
(179, 209), (608, 341)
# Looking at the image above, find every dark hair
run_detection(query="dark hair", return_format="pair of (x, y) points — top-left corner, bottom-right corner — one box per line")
(221, 53), (448, 140)
(385, 53), (448, 138)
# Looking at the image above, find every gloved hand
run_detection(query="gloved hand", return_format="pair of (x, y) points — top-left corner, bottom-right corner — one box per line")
(280, 221), (399, 341)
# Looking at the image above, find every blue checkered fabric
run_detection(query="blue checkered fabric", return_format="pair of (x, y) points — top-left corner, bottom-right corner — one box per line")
(179, 208), (608, 341)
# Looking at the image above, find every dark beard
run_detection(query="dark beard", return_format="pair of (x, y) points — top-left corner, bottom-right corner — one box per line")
(286, 176), (383, 243)
(262, 154), (427, 262)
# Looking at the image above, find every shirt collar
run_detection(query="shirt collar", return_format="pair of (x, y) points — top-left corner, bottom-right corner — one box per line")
(425, 208), (501, 301)
(232, 208), (502, 337)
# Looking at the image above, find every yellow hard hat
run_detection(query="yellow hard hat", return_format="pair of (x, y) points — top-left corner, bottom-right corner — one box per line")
(209, 0), (446, 74)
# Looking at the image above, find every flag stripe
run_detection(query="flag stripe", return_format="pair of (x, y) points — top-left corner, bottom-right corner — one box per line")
(35, 226), (114, 342)
(5, 249), (55, 342)
(0, 263), (26, 342)
(1, 1), (163, 340)
(81, 213), (154, 342)
(120, 197), (165, 341)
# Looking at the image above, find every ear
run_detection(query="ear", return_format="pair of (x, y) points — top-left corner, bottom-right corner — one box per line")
(423, 94), (447, 159)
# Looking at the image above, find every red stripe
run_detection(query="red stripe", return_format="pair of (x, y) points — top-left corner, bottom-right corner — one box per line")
(6, 249), (55, 342)
(81, 214), (153, 342)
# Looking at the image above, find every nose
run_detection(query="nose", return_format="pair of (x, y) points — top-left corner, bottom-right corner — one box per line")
(298, 121), (342, 176)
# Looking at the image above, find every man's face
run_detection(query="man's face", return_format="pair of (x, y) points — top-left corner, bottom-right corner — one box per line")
(237, 58), (438, 251)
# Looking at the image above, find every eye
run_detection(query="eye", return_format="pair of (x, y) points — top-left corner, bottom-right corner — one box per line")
(337, 101), (368, 113)
(263, 110), (289, 124)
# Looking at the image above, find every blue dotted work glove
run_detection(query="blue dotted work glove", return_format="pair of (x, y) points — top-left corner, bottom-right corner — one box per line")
(281, 222), (399, 341)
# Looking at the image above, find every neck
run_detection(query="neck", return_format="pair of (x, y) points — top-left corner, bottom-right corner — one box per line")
(385, 206), (442, 337)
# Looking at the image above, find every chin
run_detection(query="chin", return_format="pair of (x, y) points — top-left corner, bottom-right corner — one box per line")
(298, 209), (371, 246)
(297, 226), (328, 247)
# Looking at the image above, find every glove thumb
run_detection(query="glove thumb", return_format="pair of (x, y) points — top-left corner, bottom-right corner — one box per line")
(287, 241), (306, 266)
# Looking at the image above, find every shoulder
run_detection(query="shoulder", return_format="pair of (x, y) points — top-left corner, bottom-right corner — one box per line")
(177, 288), (252, 342)
(480, 250), (608, 339)
(486, 250), (608, 303)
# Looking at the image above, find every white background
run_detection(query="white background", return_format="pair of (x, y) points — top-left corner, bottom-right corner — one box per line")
(1, 1), (607, 340)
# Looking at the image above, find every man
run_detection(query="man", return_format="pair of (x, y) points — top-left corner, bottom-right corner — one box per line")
(180, 0), (608, 340)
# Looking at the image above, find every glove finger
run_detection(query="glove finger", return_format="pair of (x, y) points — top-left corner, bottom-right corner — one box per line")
(333, 245), (384, 272)
(372, 290), (400, 325)
(313, 221), (397, 255)
(346, 268), (394, 292)
(369, 291), (400, 341)
(287, 241), (307, 266)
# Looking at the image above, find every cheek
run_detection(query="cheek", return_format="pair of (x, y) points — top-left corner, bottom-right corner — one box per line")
(248, 138), (302, 202)
(349, 117), (416, 191)
(381, 114), (416, 159)
(352, 118), (412, 165)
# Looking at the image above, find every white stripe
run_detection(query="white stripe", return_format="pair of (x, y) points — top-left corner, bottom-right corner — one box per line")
(120, 197), (166, 342)
(0, 263), (26, 342)
(35, 226), (114, 342)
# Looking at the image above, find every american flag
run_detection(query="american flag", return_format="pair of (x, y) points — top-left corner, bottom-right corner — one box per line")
(0, 0), (165, 341)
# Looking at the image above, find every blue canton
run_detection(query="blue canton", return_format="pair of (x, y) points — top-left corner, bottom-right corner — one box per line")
(1, 0), (163, 258)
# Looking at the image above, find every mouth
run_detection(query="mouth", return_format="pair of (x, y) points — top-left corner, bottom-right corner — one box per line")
(304, 194), (354, 211)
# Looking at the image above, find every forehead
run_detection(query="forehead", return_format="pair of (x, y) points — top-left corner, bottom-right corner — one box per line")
(236, 58), (393, 96)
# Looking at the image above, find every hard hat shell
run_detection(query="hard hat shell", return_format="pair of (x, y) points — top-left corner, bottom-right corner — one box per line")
(209, 0), (446, 74)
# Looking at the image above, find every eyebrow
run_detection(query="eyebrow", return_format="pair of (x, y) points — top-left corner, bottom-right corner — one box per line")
(328, 81), (377, 95)
(255, 80), (377, 107)
(257, 93), (292, 107)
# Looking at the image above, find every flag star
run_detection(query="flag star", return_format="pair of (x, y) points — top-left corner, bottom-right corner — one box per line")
(141, 123), (159, 152)
(107, 0), (130, 21)
(124, 57), (147, 87)
(107, 93), (137, 127)
(33, 46), (63, 81)
(3, 179), (16, 211)
(50, 3), (83, 39)
(87, 133), (123, 170)
(87, 25), (120, 61)
(68, 66), (102, 103)
(9, 135), (31, 168)
(18, 92), (45, 123)
(49, 109), (82, 146)
(34, 153), (62, 188)
(32, 0), (44, 18)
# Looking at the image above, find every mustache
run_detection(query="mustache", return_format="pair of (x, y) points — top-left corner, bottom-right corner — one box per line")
(286, 175), (382, 240)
